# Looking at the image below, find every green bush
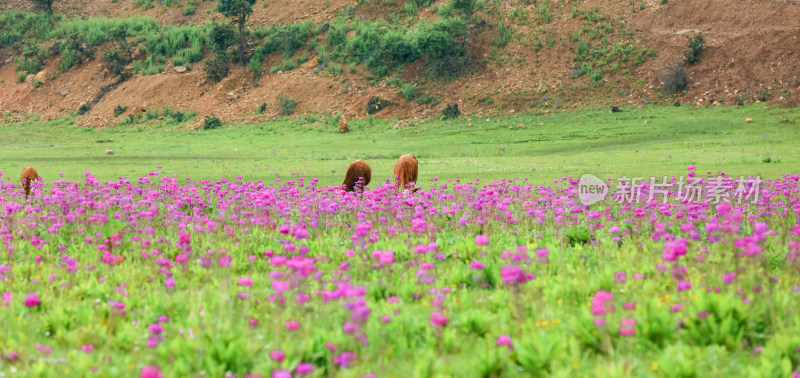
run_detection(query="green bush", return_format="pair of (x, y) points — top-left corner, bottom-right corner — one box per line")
(441, 103), (459, 119)
(77, 103), (91, 115)
(15, 57), (41, 75)
(203, 115), (222, 130)
(145, 107), (160, 120)
(684, 33), (705, 65)
(182, 6), (195, 15)
(15, 43), (49, 74)
(328, 62), (342, 75)
(31, 0), (55, 13)
(248, 21), (313, 76)
(494, 22), (511, 48)
(204, 52), (230, 82)
(278, 94), (298, 116)
(537, 1), (552, 24)
(114, 105), (128, 117)
(574, 39), (589, 62)
(416, 94), (439, 105)
(56, 33), (91, 71)
(103, 50), (131, 77)
(0, 11), (56, 48)
(365, 29), (420, 77)
(161, 106), (195, 123)
(132, 55), (165, 75)
(208, 22), (237, 52)
(134, 0), (154, 9)
(450, 0), (476, 18)
(412, 18), (471, 79)
(401, 83), (417, 100)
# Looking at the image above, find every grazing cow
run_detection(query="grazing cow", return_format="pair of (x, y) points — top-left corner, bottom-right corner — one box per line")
(342, 160), (371, 193)
(20, 166), (42, 198)
(338, 115), (348, 133)
(393, 154), (419, 193)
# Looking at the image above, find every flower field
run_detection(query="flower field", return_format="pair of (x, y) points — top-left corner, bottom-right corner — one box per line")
(1, 164), (800, 377)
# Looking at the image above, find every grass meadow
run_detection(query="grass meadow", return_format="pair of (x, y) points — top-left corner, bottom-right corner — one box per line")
(1, 104), (800, 378)
(1, 104), (798, 185)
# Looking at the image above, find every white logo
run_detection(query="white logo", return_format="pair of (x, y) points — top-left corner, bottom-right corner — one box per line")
(578, 174), (609, 205)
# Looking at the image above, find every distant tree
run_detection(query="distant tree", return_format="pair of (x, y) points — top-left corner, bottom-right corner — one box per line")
(215, 0), (255, 64)
(31, 0), (55, 13)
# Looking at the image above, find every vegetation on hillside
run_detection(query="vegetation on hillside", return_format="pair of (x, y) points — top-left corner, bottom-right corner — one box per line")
(1, 0), (661, 97)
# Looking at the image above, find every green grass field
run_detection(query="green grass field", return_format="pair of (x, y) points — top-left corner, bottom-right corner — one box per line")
(2, 104), (798, 186)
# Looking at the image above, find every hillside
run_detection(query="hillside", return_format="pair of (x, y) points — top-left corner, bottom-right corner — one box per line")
(0, 0), (799, 127)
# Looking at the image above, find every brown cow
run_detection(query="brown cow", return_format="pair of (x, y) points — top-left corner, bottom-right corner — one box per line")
(338, 115), (348, 133)
(393, 154), (419, 193)
(20, 166), (42, 198)
(342, 160), (371, 193)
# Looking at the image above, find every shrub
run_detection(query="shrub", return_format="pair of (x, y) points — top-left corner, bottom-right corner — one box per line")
(209, 23), (238, 53)
(204, 52), (230, 82)
(56, 33), (91, 71)
(416, 94), (439, 105)
(450, 0), (476, 18)
(33, 77), (43, 87)
(132, 55), (164, 75)
(134, 0), (154, 9)
(120, 113), (139, 125)
(15, 43), (48, 74)
(162, 106), (195, 122)
(103, 50), (131, 77)
(203, 115), (222, 130)
(255, 103), (266, 114)
(684, 33), (705, 65)
(366, 96), (390, 114)
(77, 103), (91, 115)
(145, 107), (160, 120)
(31, 0), (55, 13)
(401, 83), (417, 100)
(114, 105), (128, 117)
(328, 62), (342, 76)
(365, 30), (420, 77)
(412, 18), (471, 80)
(574, 39), (589, 62)
(278, 94), (298, 116)
(494, 22), (511, 48)
(662, 61), (687, 94)
(537, 1), (551, 24)
(441, 103), (459, 119)
(182, 6), (195, 15)
(248, 21), (313, 76)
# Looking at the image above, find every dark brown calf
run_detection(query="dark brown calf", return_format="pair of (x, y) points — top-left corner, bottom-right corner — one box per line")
(393, 154), (419, 192)
(21, 166), (42, 198)
(342, 160), (371, 193)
